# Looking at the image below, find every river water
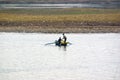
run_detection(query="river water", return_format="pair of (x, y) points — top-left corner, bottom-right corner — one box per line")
(0, 3), (120, 9)
(0, 33), (120, 80)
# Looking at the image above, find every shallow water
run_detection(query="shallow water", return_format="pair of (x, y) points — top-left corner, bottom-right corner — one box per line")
(0, 33), (120, 80)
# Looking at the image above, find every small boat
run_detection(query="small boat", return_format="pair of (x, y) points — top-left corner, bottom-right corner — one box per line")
(45, 40), (71, 46)
(55, 40), (69, 46)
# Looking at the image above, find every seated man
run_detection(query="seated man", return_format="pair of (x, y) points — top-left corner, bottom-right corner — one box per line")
(58, 37), (61, 45)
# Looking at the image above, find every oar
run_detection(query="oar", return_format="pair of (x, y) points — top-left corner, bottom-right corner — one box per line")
(45, 42), (55, 45)
(67, 42), (72, 45)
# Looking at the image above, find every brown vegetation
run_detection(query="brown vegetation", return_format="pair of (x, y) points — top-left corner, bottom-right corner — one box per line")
(0, 26), (120, 33)
(0, 8), (120, 33)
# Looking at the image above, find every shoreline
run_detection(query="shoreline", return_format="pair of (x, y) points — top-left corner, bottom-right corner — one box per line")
(0, 26), (120, 33)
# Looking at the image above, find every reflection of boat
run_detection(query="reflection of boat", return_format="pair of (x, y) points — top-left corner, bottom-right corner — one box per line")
(55, 40), (69, 46)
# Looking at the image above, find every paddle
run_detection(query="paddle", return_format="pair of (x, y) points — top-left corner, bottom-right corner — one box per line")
(68, 42), (72, 45)
(45, 42), (55, 45)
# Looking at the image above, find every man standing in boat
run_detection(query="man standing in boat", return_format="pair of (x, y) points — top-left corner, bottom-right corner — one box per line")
(62, 33), (67, 42)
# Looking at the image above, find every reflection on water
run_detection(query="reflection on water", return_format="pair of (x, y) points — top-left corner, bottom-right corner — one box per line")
(57, 46), (67, 51)
(0, 33), (120, 80)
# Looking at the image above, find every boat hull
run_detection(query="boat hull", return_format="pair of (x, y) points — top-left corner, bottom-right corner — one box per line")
(55, 40), (67, 46)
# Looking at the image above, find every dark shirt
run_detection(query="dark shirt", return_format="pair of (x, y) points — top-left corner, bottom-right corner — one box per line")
(63, 35), (67, 42)
(58, 38), (61, 44)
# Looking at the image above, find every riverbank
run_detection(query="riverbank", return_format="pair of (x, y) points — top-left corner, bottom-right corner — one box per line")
(0, 26), (120, 33)
(0, 8), (120, 33)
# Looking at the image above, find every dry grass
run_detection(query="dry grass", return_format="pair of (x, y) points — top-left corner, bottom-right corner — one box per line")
(0, 13), (120, 23)
(0, 8), (120, 33)
(0, 26), (120, 33)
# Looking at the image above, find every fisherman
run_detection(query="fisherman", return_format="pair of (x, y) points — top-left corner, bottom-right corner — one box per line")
(58, 37), (61, 45)
(62, 33), (67, 42)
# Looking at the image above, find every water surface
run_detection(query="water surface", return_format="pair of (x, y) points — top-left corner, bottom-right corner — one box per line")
(0, 33), (120, 80)
(0, 3), (120, 9)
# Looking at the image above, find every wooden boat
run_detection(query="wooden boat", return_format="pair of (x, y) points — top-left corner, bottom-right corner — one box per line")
(55, 40), (69, 46)
(45, 40), (71, 46)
